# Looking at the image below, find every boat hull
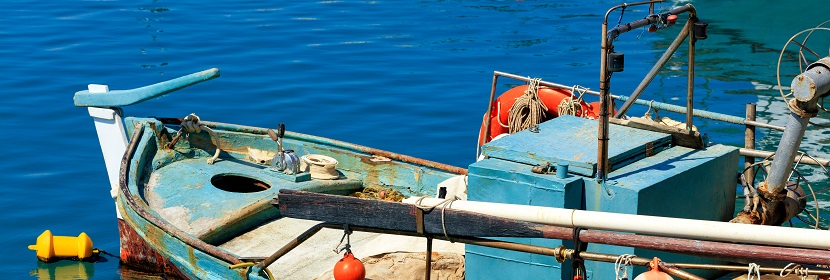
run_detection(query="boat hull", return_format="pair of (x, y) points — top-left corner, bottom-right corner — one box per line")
(115, 118), (464, 279)
(117, 198), (251, 279)
(117, 219), (187, 278)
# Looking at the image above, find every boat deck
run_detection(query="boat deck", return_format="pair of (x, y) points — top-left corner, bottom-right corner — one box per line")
(145, 157), (362, 243)
(218, 217), (464, 280)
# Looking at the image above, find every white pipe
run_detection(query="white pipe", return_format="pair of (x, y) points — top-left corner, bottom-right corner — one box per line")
(403, 197), (830, 250)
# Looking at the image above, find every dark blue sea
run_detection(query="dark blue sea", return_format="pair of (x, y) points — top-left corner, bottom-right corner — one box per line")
(3, 0), (830, 278)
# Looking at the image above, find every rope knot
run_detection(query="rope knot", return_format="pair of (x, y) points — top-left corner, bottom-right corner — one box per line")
(182, 113), (203, 133)
(170, 113), (222, 164)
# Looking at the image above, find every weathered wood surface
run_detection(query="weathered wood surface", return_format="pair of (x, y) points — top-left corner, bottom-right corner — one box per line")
(276, 189), (546, 238)
(610, 117), (704, 149)
(275, 189), (830, 265)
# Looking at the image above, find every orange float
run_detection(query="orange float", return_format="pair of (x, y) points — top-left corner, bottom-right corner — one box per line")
(479, 85), (601, 145)
(333, 252), (366, 280)
(633, 257), (674, 280)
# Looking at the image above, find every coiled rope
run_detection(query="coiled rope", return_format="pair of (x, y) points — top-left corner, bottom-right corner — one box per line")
(508, 78), (549, 133)
(558, 85), (588, 117)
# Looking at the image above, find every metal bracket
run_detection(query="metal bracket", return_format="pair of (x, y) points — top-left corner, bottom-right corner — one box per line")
(415, 207), (426, 235)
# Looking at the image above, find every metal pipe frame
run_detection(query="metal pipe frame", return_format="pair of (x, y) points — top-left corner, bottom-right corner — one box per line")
(476, 70), (785, 157)
(487, 71), (784, 130)
(740, 148), (830, 167)
(745, 104), (757, 183)
(254, 222), (830, 278)
(615, 19), (692, 118)
(766, 110), (813, 194)
(686, 13), (696, 131)
(599, 2), (696, 181)
(478, 73), (500, 157)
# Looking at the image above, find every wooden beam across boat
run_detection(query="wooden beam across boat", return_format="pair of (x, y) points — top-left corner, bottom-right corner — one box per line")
(276, 189), (546, 238)
(274, 189), (830, 265)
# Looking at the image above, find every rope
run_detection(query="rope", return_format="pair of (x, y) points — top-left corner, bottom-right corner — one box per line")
(614, 254), (636, 280)
(557, 85), (588, 117)
(747, 263), (761, 280)
(302, 155), (339, 179)
(508, 78), (549, 134)
(92, 248), (118, 258)
(413, 196), (460, 242)
(571, 227), (587, 280)
(495, 102), (509, 128)
(781, 263), (810, 280)
(173, 113), (222, 164)
(333, 225), (353, 254)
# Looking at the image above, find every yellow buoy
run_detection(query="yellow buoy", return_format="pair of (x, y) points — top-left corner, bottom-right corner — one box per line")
(28, 230), (94, 262)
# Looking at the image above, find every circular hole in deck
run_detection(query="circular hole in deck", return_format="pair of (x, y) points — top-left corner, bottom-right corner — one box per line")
(211, 174), (271, 193)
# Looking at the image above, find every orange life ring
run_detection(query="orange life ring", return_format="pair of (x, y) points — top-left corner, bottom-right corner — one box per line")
(478, 85), (601, 145)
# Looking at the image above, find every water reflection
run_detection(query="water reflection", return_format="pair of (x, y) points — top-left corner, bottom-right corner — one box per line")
(30, 260), (94, 280)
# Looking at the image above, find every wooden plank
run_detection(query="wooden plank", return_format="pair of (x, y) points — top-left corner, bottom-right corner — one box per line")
(610, 118), (704, 149)
(275, 189), (546, 238)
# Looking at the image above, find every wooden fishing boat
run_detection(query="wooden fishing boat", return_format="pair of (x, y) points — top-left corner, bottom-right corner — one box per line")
(74, 2), (830, 279)
(75, 67), (472, 279)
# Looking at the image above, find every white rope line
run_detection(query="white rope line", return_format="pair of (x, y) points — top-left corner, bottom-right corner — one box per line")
(614, 254), (636, 280)
(781, 263), (810, 280)
(747, 263), (761, 280)
(180, 113), (221, 164)
(414, 196), (460, 242)
(495, 102), (509, 128)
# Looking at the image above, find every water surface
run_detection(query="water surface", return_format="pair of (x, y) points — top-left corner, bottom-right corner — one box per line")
(2, 0), (829, 278)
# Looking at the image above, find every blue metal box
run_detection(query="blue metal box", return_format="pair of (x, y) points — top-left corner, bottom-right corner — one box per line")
(466, 116), (738, 280)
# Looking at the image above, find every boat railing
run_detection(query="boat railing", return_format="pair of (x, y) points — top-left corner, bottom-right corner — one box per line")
(478, 71), (830, 167)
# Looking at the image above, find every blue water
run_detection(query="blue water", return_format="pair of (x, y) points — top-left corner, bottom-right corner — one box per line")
(3, 0), (829, 278)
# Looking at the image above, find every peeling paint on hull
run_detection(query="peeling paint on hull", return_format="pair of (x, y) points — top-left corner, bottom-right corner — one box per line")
(118, 219), (187, 279)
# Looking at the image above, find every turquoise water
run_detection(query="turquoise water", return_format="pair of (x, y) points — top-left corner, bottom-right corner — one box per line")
(3, 0), (829, 278)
